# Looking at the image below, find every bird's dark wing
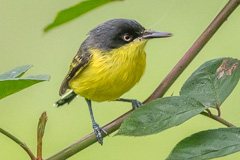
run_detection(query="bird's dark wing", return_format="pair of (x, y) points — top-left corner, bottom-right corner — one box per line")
(59, 50), (91, 96)
(55, 90), (77, 107)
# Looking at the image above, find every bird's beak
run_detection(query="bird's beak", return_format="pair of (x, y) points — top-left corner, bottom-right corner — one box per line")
(142, 30), (173, 39)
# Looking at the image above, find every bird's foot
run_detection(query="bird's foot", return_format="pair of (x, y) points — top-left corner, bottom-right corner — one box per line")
(116, 98), (143, 109)
(131, 99), (143, 109)
(93, 123), (107, 145)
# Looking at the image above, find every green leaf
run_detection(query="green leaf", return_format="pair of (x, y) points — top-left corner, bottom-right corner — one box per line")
(0, 66), (50, 100)
(44, 0), (122, 32)
(180, 58), (240, 108)
(0, 65), (32, 79)
(117, 96), (206, 136)
(167, 128), (240, 160)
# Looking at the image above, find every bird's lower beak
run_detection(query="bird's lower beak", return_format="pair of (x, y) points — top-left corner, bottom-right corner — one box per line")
(142, 30), (173, 39)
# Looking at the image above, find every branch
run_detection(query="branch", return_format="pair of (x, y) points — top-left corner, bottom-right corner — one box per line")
(46, 0), (240, 159)
(0, 112), (48, 160)
(46, 110), (133, 160)
(201, 111), (236, 127)
(37, 112), (48, 160)
(144, 0), (240, 103)
(0, 128), (36, 160)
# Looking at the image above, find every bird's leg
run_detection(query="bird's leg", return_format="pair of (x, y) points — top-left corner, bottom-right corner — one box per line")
(116, 98), (143, 109)
(85, 99), (107, 145)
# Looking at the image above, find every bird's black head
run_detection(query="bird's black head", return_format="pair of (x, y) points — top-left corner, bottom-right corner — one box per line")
(83, 19), (172, 51)
(87, 19), (145, 51)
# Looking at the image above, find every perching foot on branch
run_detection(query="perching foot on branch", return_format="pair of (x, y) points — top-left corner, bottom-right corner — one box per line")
(92, 122), (107, 145)
(116, 98), (143, 109)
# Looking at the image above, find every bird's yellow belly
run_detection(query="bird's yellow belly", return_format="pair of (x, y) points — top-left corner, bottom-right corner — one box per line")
(69, 40), (147, 101)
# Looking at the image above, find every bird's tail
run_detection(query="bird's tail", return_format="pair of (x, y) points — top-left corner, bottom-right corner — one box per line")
(54, 90), (77, 107)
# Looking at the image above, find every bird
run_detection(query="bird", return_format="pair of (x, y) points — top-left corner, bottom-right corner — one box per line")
(55, 18), (172, 145)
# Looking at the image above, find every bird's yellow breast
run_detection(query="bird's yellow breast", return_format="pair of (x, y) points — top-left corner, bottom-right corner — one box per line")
(69, 39), (147, 101)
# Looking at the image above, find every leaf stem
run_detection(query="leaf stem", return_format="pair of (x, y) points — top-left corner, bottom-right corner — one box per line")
(201, 111), (236, 127)
(0, 128), (36, 160)
(216, 105), (221, 117)
(47, 0), (240, 159)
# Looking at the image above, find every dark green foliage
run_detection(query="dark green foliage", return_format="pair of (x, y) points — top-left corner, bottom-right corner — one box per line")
(167, 128), (240, 160)
(117, 57), (240, 159)
(117, 96), (206, 136)
(181, 58), (240, 108)
(0, 65), (50, 99)
(44, 0), (122, 32)
(0, 65), (32, 79)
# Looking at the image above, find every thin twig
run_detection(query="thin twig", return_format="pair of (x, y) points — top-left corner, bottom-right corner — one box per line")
(46, 0), (240, 159)
(216, 105), (221, 117)
(0, 128), (36, 160)
(206, 109), (213, 116)
(37, 112), (48, 160)
(201, 111), (236, 127)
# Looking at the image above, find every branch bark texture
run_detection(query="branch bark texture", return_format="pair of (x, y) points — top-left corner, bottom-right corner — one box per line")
(47, 0), (240, 159)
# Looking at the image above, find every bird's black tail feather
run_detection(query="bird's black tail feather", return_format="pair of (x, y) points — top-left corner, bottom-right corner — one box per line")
(54, 90), (77, 107)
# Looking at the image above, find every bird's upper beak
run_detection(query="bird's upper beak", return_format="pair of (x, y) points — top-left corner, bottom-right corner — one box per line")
(141, 30), (173, 39)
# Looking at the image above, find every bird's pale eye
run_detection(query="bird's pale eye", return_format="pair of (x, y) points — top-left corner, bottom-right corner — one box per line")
(122, 33), (133, 42)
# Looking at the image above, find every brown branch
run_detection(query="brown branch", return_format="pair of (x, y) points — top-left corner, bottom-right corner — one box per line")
(46, 0), (240, 159)
(201, 111), (236, 127)
(37, 112), (48, 160)
(144, 0), (240, 103)
(0, 112), (48, 160)
(46, 110), (133, 160)
(0, 128), (36, 160)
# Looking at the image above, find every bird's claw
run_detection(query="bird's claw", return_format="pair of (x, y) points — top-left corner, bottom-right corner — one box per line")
(93, 123), (107, 145)
(131, 99), (143, 109)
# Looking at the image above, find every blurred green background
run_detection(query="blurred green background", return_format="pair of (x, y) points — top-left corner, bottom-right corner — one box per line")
(1, 0), (240, 159)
